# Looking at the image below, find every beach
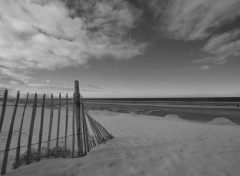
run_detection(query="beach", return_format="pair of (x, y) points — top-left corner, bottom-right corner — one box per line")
(3, 110), (240, 176)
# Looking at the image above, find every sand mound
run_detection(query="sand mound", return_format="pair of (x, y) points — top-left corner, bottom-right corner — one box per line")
(207, 117), (238, 126)
(163, 114), (185, 121)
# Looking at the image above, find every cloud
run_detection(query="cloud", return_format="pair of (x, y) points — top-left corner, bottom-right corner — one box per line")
(199, 65), (210, 71)
(0, 65), (32, 83)
(195, 29), (240, 64)
(157, 0), (240, 40)
(0, 0), (146, 81)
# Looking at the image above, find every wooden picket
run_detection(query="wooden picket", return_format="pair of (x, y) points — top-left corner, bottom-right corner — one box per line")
(47, 94), (54, 158)
(64, 94), (68, 158)
(56, 93), (61, 156)
(0, 89), (8, 132)
(26, 93), (37, 164)
(1, 91), (20, 175)
(14, 93), (29, 168)
(72, 93), (75, 158)
(37, 94), (45, 161)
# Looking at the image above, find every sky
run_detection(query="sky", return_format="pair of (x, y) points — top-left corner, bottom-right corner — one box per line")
(0, 0), (240, 98)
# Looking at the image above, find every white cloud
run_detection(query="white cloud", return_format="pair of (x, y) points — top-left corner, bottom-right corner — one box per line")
(160, 0), (240, 40)
(203, 30), (240, 52)
(199, 65), (210, 71)
(0, 0), (145, 82)
(0, 66), (32, 83)
(9, 80), (18, 85)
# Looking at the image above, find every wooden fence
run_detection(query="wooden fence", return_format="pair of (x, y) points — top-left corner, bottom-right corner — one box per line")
(0, 80), (113, 175)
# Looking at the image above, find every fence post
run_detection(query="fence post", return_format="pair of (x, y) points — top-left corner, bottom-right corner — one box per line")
(0, 89), (8, 132)
(64, 93), (68, 158)
(1, 91), (20, 175)
(26, 93), (38, 164)
(56, 93), (61, 156)
(72, 93), (75, 158)
(15, 93), (29, 169)
(37, 94), (45, 161)
(47, 94), (54, 158)
(74, 80), (83, 157)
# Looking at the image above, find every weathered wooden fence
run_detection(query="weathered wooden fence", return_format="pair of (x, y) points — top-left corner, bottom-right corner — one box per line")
(0, 80), (113, 175)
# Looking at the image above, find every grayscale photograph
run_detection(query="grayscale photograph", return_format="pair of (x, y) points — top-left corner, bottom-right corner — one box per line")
(0, 0), (240, 175)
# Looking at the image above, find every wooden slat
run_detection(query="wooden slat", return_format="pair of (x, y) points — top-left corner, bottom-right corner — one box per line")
(56, 93), (61, 156)
(83, 108), (90, 152)
(47, 94), (54, 158)
(86, 113), (100, 145)
(92, 136), (96, 147)
(90, 115), (104, 143)
(92, 118), (106, 143)
(0, 89), (8, 132)
(89, 114), (101, 144)
(98, 120), (111, 140)
(64, 93), (68, 158)
(1, 91), (20, 175)
(72, 93), (75, 158)
(81, 96), (87, 155)
(14, 93), (29, 169)
(74, 81), (82, 157)
(26, 93), (38, 164)
(37, 94), (45, 161)
(99, 122), (113, 139)
(95, 121), (108, 140)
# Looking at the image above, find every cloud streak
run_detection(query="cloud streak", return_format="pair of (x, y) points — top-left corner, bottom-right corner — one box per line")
(194, 29), (240, 64)
(161, 0), (240, 40)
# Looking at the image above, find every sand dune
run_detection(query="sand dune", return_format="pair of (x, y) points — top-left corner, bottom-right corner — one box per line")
(207, 117), (238, 126)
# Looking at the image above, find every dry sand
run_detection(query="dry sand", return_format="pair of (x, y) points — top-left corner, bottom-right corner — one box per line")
(2, 110), (240, 176)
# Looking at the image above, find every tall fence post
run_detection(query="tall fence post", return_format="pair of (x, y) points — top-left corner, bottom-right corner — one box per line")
(1, 91), (20, 175)
(74, 80), (83, 157)
(26, 93), (38, 164)
(0, 89), (8, 132)
(15, 93), (29, 169)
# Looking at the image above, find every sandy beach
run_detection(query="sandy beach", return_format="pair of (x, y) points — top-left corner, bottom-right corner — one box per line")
(3, 110), (240, 176)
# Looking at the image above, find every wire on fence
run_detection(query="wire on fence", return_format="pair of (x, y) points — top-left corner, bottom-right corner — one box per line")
(0, 103), (76, 107)
(0, 132), (101, 154)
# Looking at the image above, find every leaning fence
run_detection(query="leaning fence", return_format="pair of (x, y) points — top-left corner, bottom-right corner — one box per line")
(0, 80), (113, 175)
